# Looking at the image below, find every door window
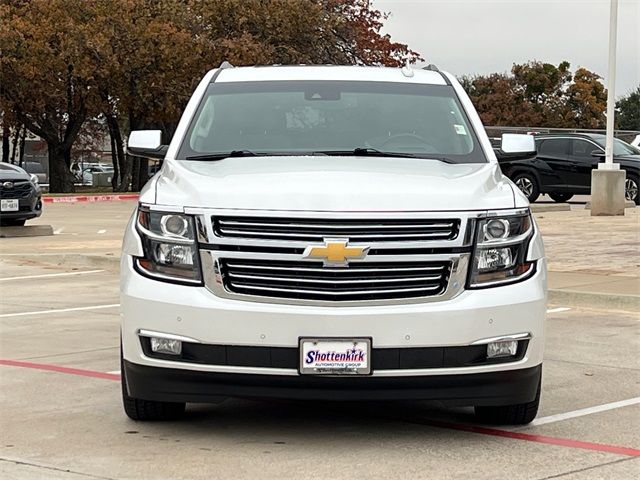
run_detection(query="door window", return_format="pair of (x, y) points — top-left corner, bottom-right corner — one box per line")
(537, 138), (569, 156)
(571, 139), (599, 158)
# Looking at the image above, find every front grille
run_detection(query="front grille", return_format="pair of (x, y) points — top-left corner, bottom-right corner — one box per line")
(220, 259), (451, 301)
(213, 216), (460, 242)
(0, 180), (33, 199)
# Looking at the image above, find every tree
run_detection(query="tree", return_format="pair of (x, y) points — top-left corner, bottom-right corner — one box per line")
(0, 0), (105, 191)
(1, 0), (420, 192)
(617, 87), (640, 131)
(461, 61), (607, 129)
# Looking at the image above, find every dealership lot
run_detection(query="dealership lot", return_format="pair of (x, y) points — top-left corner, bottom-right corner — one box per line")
(1, 201), (638, 479)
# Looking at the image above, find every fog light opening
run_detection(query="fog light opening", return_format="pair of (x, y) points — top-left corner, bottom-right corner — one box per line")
(486, 340), (518, 359)
(150, 337), (182, 355)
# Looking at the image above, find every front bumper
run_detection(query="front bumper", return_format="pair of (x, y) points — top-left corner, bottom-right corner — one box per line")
(121, 249), (547, 404)
(0, 194), (42, 220)
(123, 360), (541, 405)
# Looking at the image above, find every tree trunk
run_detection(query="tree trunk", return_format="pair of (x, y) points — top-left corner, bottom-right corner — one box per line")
(109, 131), (119, 190)
(131, 158), (149, 192)
(2, 124), (9, 164)
(47, 141), (75, 193)
(117, 154), (134, 192)
(10, 125), (20, 164)
(18, 128), (26, 166)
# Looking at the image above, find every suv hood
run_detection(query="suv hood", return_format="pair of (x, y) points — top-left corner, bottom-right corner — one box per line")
(152, 156), (516, 212)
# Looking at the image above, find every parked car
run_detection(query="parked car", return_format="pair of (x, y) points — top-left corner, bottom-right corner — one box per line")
(81, 164), (114, 185)
(0, 162), (43, 226)
(631, 134), (640, 148)
(121, 64), (546, 425)
(498, 133), (640, 204)
(22, 161), (48, 184)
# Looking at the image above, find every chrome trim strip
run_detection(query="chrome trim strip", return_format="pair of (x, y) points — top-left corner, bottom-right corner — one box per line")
(231, 284), (442, 296)
(218, 220), (456, 229)
(137, 329), (201, 343)
(218, 228), (454, 240)
(227, 272), (443, 285)
(225, 263), (446, 273)
(471, 333), (532, 345)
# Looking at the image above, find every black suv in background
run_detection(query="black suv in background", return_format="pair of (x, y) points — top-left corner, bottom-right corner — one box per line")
(497, 133), (640, 204)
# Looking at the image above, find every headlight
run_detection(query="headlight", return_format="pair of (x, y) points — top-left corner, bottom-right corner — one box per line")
(29, 174), (39, 187)
(134, 208), (202, 285)
(468, 211), (535, 288)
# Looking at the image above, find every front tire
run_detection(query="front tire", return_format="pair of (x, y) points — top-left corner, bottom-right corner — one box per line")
(548, 192), (573, 203)
(474, 373), (541, 425)
(513, 172), (540, 203)
(625, 174), (639, 205)
(121, 350), (185, 421)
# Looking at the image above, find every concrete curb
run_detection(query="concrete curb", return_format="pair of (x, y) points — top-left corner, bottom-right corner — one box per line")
(0, 225), (54, 238)
(1, 253), (122, 270)
(530, 203), (571, 213)
(42, 194), (139, 203)
(549, 288), (640, 313)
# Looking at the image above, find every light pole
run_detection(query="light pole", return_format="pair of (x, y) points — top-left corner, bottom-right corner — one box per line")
(590, 0), (626, 216)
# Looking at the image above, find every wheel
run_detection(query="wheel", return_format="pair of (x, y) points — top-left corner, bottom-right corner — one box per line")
(625, 174), (639, 205)
(121, 349), (185, 421)
(513, 172), (540, 203)
(0, 219), (26, 226)
(474, 373), (541, 425)
(548, 193), (573, 203)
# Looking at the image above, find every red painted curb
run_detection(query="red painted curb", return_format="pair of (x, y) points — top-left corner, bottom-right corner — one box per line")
(2, 358), (640, 457)
(0, 359), (120, 381)
(42, 194), (139, 204)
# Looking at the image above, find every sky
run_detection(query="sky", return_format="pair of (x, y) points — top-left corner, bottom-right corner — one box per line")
(375, 0), (639, 97)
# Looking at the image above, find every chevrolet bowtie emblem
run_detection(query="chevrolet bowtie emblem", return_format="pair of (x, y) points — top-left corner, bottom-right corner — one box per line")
(303, 239), (369, 267)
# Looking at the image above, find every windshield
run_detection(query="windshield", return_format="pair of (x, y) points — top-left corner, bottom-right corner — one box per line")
(178, 81), (486, 163)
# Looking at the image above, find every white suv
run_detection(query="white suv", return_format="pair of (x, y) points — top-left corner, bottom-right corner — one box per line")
(121, 64), (546, 425)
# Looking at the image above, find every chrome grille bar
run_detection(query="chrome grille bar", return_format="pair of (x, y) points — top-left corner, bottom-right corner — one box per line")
(220, 259), (451, 302)
(214, 216), (460, 243)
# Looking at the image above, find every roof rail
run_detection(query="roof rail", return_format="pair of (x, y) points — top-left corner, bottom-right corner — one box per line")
(219, 61), (234, 69)
(423, 64), (440, 72)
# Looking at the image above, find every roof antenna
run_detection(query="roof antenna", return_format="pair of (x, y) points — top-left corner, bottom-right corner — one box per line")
(401, 57), (414, 77)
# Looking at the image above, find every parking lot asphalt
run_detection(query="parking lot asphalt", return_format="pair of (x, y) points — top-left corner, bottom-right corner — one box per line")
(1, 200), (639, 479)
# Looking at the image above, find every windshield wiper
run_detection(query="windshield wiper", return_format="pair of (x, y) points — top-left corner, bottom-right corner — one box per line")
(185, 150), (257, 161)
(317, 148), (456, 163)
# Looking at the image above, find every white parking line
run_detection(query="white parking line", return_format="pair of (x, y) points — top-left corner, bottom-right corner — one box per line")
(106, 370), (121, 375)
(0, 304), (120, 318)
(530, 397), (640, 427)
(0, 270), (104, 282)
(546, 307), (572, 313)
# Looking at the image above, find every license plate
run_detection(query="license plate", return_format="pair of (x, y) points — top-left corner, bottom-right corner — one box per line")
(299, 338), (371, 375)
(0, 199), (19, 212)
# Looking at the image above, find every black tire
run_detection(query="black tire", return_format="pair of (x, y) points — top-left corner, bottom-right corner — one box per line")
(474, 373), (541, 425)
(512, 172), (540, 203)
(625, 174), (639, 205)
(0, 219), (26, 226)
(121, 350), (185, 421)
(548, 192), (573, 203)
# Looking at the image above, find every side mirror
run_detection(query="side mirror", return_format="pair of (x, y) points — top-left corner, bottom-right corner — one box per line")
(495, 134), (537, 161)
(591, 149), (605, 158)
(127, 130), (168, 159)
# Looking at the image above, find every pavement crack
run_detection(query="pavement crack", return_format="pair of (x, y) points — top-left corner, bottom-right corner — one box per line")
(533, 457), (638, 479)
(0, 457), (117, 479)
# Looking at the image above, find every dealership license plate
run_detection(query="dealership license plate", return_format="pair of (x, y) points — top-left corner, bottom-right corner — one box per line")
(0, 199), (19, 212)
(299, 338), (371, 375)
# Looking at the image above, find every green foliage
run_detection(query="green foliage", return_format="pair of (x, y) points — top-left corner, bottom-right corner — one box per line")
(462, 61), (608, 129)
(616, 87), (640, 130)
